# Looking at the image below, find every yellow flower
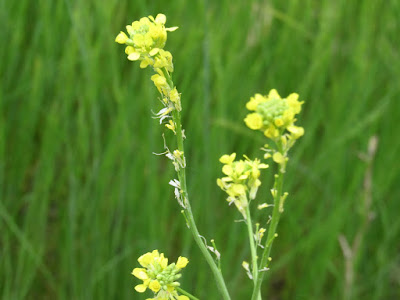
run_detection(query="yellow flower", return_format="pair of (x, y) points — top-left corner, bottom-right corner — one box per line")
(244, 89), (305, 141)
(132, 250), (189, 299)
(217, 154), (269, 216)
(115, 13), (178, 66)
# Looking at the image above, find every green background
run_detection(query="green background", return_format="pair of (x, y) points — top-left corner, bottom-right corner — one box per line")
(1, 0), (399, 299)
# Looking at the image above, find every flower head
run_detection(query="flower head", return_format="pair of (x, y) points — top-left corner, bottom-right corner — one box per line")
(115, 14), (177, 71)
(244, 89), (304, 140)
(217, 154), (268, 217)
(132, 250), (189, 299)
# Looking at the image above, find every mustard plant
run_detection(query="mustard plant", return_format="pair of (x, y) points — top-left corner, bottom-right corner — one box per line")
(116, 14), (304, 300)
(116, 14), (229, 300)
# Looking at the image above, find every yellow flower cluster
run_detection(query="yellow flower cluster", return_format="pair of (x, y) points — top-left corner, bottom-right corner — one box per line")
(132, 250), (189, 300)
(115, 14), (181, 132)
(244, 89), (304, 140)
(217, 153), (268, 217)
(115, 14), (178, 71)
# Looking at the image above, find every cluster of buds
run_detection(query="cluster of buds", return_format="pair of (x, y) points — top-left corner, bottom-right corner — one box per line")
(132, 250), (189, 300)
(244, 89), (304, 141)
(217, 153), (268, 218)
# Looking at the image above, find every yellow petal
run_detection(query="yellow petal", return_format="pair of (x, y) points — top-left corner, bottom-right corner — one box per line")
(128, 52), (140, 61)
(138, 252), (153, 267)
(140, 60), (149, 69)
(115, 31), (128, 44)
(149, 280), (161, 292)
(286, 93), (299, 102)
(268, 89), (281, 100)
(166, 26), (179, 31)
(274, 118), (284, 127)
(160, 254), (168, 269)
(219, 153), (236, 164)
(246, 93), (265, 111)
(134, 284), (147, 293)
(149, 48), (159, 56)
(151, 74), (167, 86)
(176, 256), (189, 269)
(131, 268), (148, 280)
(126, 25), (134, 35)
(235, 161), (245, 174)
(155, 13), (166, 24)
(244, 113), (263, 130)
(272, 152), (285, 164)
(231, 184), (246, 195)
(169, 88), (180, 103)
(222, 165), (233, 176)
(125, 46), (135, 55)
(287, 125), (304, 139)
(264, 126), (279, 138)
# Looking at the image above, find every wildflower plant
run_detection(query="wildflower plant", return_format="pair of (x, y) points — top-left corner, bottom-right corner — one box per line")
(116, 13), (304, 300)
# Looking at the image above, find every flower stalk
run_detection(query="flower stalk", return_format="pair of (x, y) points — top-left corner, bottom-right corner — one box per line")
(251, 142), (286, 300)
(163, 69), (231, 300)
(218, 89), (304, 300)
(245, 205), (262, 300)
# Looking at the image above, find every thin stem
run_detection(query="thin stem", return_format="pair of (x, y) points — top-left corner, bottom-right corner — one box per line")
(251, 144), (286, 300)
(245, 204), (262, 300)
(162, 68), (231, 300)
(176, 286), (200, 300)
(245, 205), (258, 281)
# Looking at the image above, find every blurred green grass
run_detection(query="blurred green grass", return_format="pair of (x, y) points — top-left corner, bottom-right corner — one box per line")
(1, 0), (399, 299)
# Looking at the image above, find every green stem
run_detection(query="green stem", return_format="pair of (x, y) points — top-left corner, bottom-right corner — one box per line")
(245, 205), (258, 280)
(245, 204), (262, 300)
(162, 68), (231, 300)
(251, 145), (286, 300)
(176, 286), (200, 300)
